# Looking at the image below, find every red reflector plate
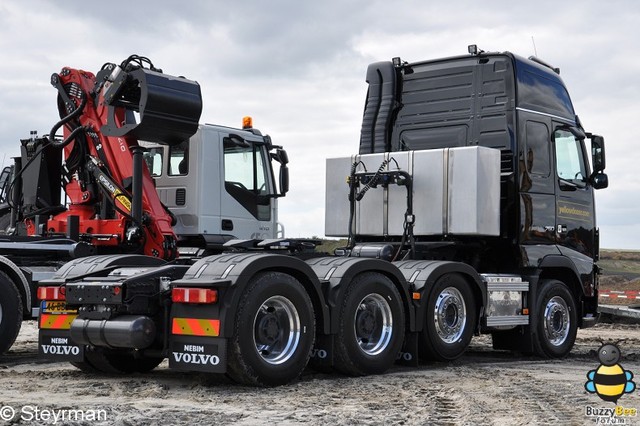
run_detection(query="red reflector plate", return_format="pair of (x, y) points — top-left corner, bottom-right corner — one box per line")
(172, 318), (220, 336)
(39, 313), (77, 330)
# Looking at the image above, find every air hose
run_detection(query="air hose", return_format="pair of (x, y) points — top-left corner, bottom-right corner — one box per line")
(355, 158), (389, 201)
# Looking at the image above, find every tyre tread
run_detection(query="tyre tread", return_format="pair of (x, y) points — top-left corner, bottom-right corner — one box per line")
(227, 271), (315, 386)
(334, 272), (405, 376)
(420, 273), (476, 362)
(533, 279), (577, 359)
(0, 271), (23, 354)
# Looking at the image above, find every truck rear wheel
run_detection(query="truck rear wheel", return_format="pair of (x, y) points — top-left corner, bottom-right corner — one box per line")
(227, 271), (315, 386)
(334, 272), (405, 376)
(420, 273), (475, 361)
(0, 271), (23, 354)
(533, 279), (577, 358)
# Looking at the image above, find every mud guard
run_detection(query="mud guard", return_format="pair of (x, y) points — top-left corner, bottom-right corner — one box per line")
(393, 260), (485, 334)
(40, 254), (166, 285)
(170, 252), (330, 339)
(305, 257), (416, 367)
(0, 255), (32, 313)
(167, 253), (328, 375)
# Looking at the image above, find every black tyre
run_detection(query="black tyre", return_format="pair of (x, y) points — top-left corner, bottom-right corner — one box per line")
(420, 273), (476, 361)
(76, 349), (163, 374)
(0, 271), (22, 354)
(227, 272), (315, 386)
(533, 279), (577, 358)
(334, 272), (405, 376)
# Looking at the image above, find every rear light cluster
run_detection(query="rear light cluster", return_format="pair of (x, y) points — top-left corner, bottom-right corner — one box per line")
(37, 286), (65, 301)
(38, 286), (216, 304)
(171, 287), (218, 304)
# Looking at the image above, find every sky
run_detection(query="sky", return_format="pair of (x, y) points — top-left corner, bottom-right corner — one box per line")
(0, 0), (638, 249)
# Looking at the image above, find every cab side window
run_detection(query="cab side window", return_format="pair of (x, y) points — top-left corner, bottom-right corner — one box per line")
(554, 129), (587, 186)
(526, 121), (551, 178)
(223, 141), (271, 221)
(143, 148), (163, 177)
(169, 140), (189, 176)
(224, 146), (267, 194)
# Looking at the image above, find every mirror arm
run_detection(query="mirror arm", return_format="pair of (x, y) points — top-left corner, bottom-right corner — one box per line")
(558, 178), (578, 191)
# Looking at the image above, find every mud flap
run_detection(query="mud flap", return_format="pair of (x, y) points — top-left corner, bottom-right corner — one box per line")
(308, 333), (334, 371)
(397, 331), (419, 367)
(491, 325), (534, 352)
(169, 336), (227, 373)
(39, 329), (84, 362)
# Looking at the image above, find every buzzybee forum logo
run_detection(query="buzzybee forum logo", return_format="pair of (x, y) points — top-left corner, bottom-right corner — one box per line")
(585, 343), (635, 403)
(584, 343), (637, 423)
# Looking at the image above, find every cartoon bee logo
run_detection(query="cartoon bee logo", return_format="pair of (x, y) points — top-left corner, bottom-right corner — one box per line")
(585, 343), (636, 403)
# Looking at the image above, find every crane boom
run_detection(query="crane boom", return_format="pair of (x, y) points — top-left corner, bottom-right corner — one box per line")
(25, 56), (203, 259)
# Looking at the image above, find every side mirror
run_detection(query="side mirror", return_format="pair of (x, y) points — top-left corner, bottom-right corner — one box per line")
(279, 165), (289, 196)
(268, 147), (289, 197)
(590, 135), (606, 173)
(591, 173), (608, 190)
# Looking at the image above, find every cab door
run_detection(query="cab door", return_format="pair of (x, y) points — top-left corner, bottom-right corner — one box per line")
(552, 126), (596, 259)
(519, 117), (556, 246)
(220, 138), (276, 239)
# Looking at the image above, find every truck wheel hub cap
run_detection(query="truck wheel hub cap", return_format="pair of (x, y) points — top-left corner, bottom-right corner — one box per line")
(544, 296), (569, 346)
(253, 295), (301, 365)
(434, 287), (467, 344)
(354, 294), (393, 356)
(356, 311), (377, 337)
(257, 314), (281, 344)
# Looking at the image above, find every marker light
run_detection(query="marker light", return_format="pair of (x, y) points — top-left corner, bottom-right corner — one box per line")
(242, 116), (253, 129)
(172, 287), (218, 304)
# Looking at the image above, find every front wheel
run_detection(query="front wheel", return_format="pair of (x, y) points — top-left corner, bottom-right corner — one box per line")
(533, 279), (577, 358)
(227, 272), (315, 386)
(420, 273), (476, 361)
(334, 272), (405, 376)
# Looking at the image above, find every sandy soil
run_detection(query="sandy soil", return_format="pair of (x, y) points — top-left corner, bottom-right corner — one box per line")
(2, 322), (640, 425)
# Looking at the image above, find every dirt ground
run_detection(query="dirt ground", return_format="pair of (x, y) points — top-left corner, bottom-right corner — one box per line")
(2, 321), (640, 425)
